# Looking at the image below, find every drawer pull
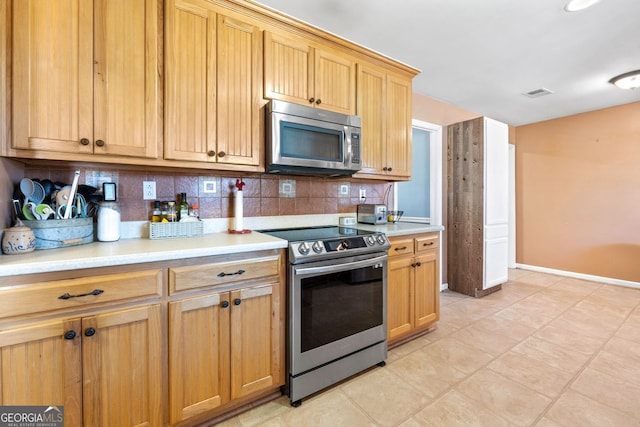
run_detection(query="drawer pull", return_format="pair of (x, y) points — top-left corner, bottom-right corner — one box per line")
(422, 242), (434, 247)
(217, 269), (245, 278)
(394, 246), (407, 251)
(64, 330), (77, 340)
(58, 289), (104, 300)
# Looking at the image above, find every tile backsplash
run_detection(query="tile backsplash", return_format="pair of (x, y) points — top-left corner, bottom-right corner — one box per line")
(23, 166), (394, 222)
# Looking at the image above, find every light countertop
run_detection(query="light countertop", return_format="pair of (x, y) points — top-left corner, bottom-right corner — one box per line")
(0, 218), (443, 278)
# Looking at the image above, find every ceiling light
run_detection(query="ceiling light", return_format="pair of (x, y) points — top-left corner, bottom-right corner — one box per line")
(564, 0), (601, 12)
(609, 70), (640, 89)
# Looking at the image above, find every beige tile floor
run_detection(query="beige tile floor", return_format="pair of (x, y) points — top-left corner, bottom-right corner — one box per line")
(217, 269), (640, 426)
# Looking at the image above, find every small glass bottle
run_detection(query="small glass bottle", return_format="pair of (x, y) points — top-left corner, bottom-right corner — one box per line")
(179, 192), (189, 221)
(160, 201), (168, 222)
(189, 202), (199, 220)
(151, 201), (161, 222)
(167, 201), (177, 222)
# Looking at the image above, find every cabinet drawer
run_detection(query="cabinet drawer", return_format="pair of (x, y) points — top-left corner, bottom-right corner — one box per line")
(169, 255), (280, 293)
(415, 234), (439, 253)
(389, 238), (414, 257)
(0, 270), (163, 320)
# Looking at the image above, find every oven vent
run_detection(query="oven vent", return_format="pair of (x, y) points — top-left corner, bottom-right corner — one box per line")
(522, 87), (554, 98)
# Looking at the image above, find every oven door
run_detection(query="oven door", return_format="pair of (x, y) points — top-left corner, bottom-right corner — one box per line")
(289, 252), (387, 376)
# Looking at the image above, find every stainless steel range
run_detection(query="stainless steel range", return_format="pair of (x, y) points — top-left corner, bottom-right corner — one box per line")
(259, 226), (390, 407)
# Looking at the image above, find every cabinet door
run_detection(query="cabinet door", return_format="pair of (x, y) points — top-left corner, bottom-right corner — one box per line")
(12, 0), (94, 154)
(387, 256), (414, 341)
(168, 293), (229, 424)
(93, 0), (160, 158)
(229, 283), (281, 399)
(314, 47), (356, 114)
(0, 319), (82, 426)
(164, 0), (217, 162)
(385, 74), (412, 179)
(216, 14), (262, 166)
(264, 31), (313, 106)
(414, 251), (439, 328)
(356, 63), (387, 175)
(82, 305), (163, 427)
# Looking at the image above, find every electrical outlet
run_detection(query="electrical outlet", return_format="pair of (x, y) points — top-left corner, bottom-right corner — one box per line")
(143, 181), (156, 200)
(359, 189), (366, 200)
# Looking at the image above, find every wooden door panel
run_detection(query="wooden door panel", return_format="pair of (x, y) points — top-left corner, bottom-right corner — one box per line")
(0, 319), (82, 426)
(230, 284), (279, 399)
(216, 14), (262, 165)
(12, 0), (93, 154)
(168, 293), (229, 424)
(414, 252), (438, 328)
(94, 0), (159, 158)
(314, 48), (356, 114)
(164, 0), (216, 162)
(387, 257), (414, 340)
(264, 31), (312, 104)
(356, 63), (386, 174)
(386, 74), (412, 178)
(82, 305), (162, 427)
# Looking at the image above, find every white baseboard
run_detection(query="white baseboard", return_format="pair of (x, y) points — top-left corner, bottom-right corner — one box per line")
(440, 282), (449, 292)
(515, 263), (640, 290)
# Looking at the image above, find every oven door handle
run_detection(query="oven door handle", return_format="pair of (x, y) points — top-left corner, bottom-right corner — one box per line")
(293, 254), (387, 276)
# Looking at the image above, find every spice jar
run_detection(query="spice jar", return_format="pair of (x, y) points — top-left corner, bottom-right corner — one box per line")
(97, 201), (121, 242)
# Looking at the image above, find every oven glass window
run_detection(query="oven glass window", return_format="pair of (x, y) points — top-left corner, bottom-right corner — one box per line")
(300, 265), (383, 353)
(280, 121), (343, 162)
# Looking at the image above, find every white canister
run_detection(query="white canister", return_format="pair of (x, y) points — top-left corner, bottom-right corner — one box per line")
(97, 201), (121, 242)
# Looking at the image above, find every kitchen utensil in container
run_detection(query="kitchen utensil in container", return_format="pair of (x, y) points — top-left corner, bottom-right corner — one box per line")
(386, 210), (404, 223)
(63, 170), (81, 219)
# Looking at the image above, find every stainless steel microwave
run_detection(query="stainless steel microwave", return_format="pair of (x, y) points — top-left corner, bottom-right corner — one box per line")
(266, 100), (362, 176)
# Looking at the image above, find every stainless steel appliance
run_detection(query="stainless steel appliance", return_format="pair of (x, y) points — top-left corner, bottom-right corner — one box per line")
(357, 204), (388, 225)
(259, 226), (390, 406)
(266, 100), (362, 176)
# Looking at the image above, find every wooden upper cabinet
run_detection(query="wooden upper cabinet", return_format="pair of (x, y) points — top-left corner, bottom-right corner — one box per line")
(12, 0), (160, 159)
(264, 31), (356, 115)
(165, 0), (262, 166)
(355, 61), (412, 180)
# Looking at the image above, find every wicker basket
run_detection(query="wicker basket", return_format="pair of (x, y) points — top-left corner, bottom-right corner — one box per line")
(149, 221), (203, 239)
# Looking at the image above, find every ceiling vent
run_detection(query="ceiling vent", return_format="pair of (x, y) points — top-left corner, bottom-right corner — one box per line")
(523, 88), (554, 98)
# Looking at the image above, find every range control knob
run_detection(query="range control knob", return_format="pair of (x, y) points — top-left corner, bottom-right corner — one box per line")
(298, 242), (311, 255)
(312, 241), (324, 253)
(376, 234), (386, 245)
(366, 235), (376, 246)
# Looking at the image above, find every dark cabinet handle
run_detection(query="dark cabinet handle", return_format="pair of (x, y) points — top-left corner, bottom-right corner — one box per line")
(95, 139), (105, 147)
(308, 97), (315, 104)
(394, 246), (407, 251)
(422, 242), (434, 246)
(221, 300), (230, 308)
(80, 138), (90, 146)
(58, 289), (104, 300)
(233, 298), (241, 306)
(84, 327), (96, 337)
(217, 269), (245, 278)
(64, 330), (77, 340)
(217, 151), (225, 158)
(315, 99), (321, 105)
(388, 167), (392, 172)
(382, 167), (388, 171)
(416, 262), (422, 267)
(208, 150), (216, 157)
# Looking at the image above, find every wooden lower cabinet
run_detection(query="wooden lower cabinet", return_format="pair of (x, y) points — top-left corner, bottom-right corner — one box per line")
(168, 251), (284, 425)
(0, 304), (163, 427)
(387, 233), (440, 345)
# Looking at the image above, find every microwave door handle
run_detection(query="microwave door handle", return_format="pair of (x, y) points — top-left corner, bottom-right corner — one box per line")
(294, 254), (388, 277)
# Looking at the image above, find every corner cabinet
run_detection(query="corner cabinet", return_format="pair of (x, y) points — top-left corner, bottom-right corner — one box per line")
(387, 233), (440, 345)
(0, 269), (164, 426)
(164, 0), (263, 166)
(447, 117), (509, 297)
(264, 30), (356, 115)
(167, 251), (285, 425)
(11, 0), (160, 159)
(354, 62), (413, 180)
